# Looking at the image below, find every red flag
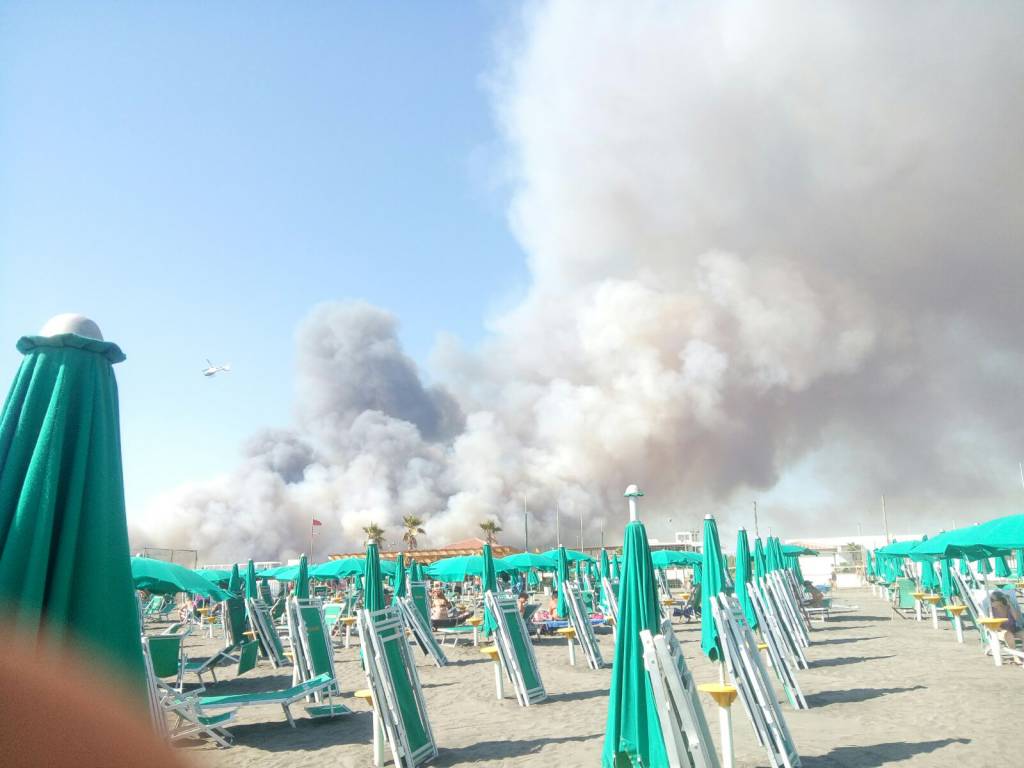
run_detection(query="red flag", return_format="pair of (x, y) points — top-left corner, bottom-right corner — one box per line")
(311, 518), (323, 526)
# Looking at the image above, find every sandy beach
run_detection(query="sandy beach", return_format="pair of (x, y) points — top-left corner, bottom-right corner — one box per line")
(163, 589), (1023, 768)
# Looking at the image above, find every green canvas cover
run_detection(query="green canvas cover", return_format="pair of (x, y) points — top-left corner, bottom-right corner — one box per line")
(0, 332), (143, 686)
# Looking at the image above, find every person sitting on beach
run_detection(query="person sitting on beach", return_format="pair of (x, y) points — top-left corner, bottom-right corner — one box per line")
(803, 581), (825, 606)
(989, 590), (1024, 654)
(548, 590), (560, 618)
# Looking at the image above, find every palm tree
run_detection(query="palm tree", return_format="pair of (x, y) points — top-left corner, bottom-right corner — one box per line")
(362, 522), (385, 548)
(402, 515), (425, 550)
(479, 520), (503, 545)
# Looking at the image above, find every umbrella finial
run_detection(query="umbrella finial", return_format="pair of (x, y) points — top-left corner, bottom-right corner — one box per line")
(704, 513), (714, 520)
(624, 484), (644, 521)
(40, 313), (103, 340)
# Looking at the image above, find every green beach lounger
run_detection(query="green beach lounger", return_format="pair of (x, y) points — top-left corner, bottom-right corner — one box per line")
(198, 672), (349, 728)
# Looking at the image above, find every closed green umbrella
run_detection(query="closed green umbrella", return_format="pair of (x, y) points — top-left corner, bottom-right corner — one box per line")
(527, 568), (540, 588)
(976, 557), (993, 575)
(601, 518), (667, 767)
(1016, 550), (1024, 579)
(939, 558), (954, 602)
(574, 558), (583, 586)
(994, 555), (1011, 578)
(355, 573), (364, 592)
(865, 549), (874, 578)
(131, 557), (231, 600)
(482, 544), (498, 636)
(784, 553), (805, 585)
(294, 554), (310, 600)
(0, 322), (143, 684)
(598, 549), (610, 604)
(556, 546), (571, 618)
(701, 515), (726, 662)
(959, 558), (970, 576)
(363, 542), (385, 613)
(753, 537), (767, 593)
(246, 560), (259, 600)
(409, 560), (425, 583)
(735, 528), (757, 629)
(919, 559), (939, 593)
(392, 553), (407, 598)
(612, 555), (621, 580)
(228, 563), (242, 595)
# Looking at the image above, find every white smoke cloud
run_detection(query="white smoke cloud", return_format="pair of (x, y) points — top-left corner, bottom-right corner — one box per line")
(135, 1), (1024, 560)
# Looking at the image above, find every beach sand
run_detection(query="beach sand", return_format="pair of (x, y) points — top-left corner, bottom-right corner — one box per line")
(172, 589), (1022, 767)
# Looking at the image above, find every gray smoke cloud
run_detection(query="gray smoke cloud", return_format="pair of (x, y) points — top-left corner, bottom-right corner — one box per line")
(136, 1), (1024, 561)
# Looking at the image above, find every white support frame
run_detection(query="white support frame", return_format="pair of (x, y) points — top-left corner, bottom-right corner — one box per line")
(484, 591), (547, 706)
(565, 583), (605, 669)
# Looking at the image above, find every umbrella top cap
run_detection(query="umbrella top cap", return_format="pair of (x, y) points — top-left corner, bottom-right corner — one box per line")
(623, 484), (644, 497)
(704, 514), (714, 520)
(40, 313), (103, 340)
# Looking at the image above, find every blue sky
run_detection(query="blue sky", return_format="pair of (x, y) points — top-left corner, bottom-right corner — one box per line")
(0, 3), (527, 512)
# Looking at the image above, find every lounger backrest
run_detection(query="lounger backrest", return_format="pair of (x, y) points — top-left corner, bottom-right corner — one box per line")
(225, 597), (247, 645)
(237, 640), (259, 676)
(148, 634), (183, 678)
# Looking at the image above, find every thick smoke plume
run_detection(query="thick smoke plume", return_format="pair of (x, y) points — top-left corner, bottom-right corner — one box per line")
(138, 1), (1024, 561)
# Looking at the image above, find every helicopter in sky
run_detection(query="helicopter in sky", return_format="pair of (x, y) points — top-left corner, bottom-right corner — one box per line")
(201, 359), (231, 377)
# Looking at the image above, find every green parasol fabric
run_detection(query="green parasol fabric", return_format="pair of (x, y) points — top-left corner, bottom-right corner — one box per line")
(409, 560), (425, 583)
(0, 329), (144, 684)
(294, 554), (310, 600)
(959, 558), (970, 576)
(865, 549), (874, 578)
(598, 549), (610, 604)
(700, 515), (726, 662)
(735, 528), (757, 629)
(574, 558), (583, 585)
(1017, 550), (1024, 579)
(355, 573), (364, 592)
(612, 554), (621, 580)
(784, 554), (805, 585)
(501, 552), (556, 570)
(228, 564), (242, 595)
(245, 560), (259, 600)
(649, 549), (702, 568)
(976, 557), (993, 575)
(131, 557), (231, 600)
(753, 537), (767, 592)
(601, 519), (667, 768)
(196, 568), (232, 585)
(556, 546), (571, 618)
(392, 553), (407, 598)
(309, 558), (366, 579)
(781, 544), (819, 556)
(994, 555), (1011, 578)
(542, 548), (595, 563)
(363, 542), (385, 613)
(527, 567), (540, 588)
(919, 559), (938, 593)
(939, 558), (954, 601)
(425, 554), (514, 582)
(482, 544), (498, 636)
(911, 516), (1024, 560)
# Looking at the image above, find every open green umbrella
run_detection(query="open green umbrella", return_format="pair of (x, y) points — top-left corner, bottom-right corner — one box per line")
(246, 560), (259, 600)
(501, 552), (557, 570)
(700, 515), (726, 662)
(425, 554), (514, 582)
(649, 549), (702, 568)
(556, 546), (571, 618)
(601, 518), (667, 767)
(310, 558), (366, 579)
(196, 568), (232, 585)
(994, 555), (1011, 578)
(294, 554), (310, 600)
(482, 544), (498, 636)
(735, 528), (757, 629)
(131, 557), (231, 600)
(392, 553), (407, 598)
(0, 322), (144, 684)
(542, 548), (595, 563)
(363, 542), (385, 613)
